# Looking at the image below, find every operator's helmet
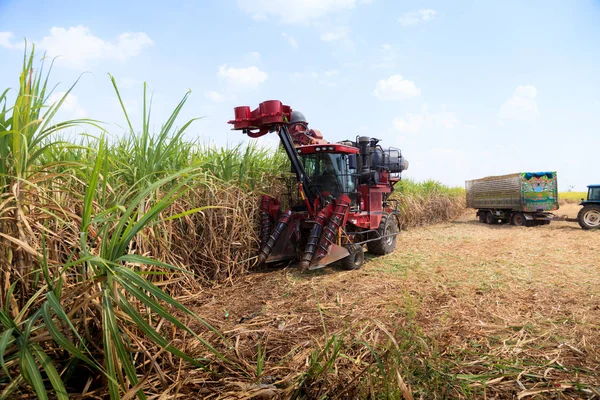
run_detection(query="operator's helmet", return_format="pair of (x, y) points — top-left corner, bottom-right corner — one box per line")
(289, 111), (308, 131)
(290, 110), (307, 124)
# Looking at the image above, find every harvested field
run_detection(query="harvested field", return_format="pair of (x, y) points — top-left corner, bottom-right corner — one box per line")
(174, 208), (600, 399)
(3, 48), (598, 399)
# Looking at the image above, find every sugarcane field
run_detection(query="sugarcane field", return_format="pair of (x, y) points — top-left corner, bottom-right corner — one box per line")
(1, 2), (599, 399)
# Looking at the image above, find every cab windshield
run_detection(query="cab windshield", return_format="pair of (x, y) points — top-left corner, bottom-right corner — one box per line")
(299, 153), (356, 199)
(589, 187), (600, 201)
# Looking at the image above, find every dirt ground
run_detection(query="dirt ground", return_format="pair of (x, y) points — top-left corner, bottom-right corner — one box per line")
(182, 205), (600, 399)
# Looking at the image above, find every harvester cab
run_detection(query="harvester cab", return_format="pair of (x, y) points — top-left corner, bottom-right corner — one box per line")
(228, 100), (409, 270)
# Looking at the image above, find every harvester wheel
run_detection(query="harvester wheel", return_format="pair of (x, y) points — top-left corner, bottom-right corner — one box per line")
(367, 213), (398, 255)
(511, 213), (526, 226)
(340, 244), (365, 270)
(578, 205), (600, 230)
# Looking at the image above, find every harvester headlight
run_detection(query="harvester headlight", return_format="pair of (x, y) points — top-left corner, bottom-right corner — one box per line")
(316, 147), (321, 151)
(328, 146), (334, 150)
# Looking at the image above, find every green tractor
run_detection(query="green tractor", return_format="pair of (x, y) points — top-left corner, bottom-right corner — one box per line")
(577, 185), (600, 230)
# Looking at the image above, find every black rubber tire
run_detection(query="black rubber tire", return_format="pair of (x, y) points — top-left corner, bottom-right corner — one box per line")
(478, 213), (486, 223)
(367, 213), (398, 255)
(485, 212), (497, 225)
(340, 244), (365, 270)
(511, 213), (526, 226)
(578, 205), (600, 230)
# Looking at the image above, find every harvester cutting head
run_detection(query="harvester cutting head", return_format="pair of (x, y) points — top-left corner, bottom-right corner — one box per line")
(229, 100), (292, 136)
(228, 100), (409, 271)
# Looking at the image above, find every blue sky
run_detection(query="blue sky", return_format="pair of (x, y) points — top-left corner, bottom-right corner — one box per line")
(1, 0), (599, 190)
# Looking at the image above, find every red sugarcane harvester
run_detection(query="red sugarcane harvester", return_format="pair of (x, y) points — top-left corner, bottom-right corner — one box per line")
(229, 100), (409, 270)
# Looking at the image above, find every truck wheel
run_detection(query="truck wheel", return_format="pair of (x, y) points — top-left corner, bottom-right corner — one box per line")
(340, 244), (365, 270)
(485, 212), (497, 224)
(511, 213), (526, 226)
(478, 213), (486, 223)
(578, 205), (600, 230)
(367, 213), (398, 255)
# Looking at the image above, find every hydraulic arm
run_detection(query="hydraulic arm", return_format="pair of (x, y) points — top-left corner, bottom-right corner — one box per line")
(229, 100), (317, 208)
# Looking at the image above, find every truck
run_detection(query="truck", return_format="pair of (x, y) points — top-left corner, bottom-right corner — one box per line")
(465, 172), (558, 226)
(576, 185), (600, 230)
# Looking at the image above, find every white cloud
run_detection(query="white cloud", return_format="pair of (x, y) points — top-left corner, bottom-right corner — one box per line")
(399, 9), (437, 27)
(218, 65), (268, 88)
(320, 26), (354, 49)
(498, 85), (539, 121)
(0, 32), (13, 48)
(373, 75), (420, 101)
(393, 113), (425, 134)
(371, 62), (396, 70)
(0, 32), (23, 49)
(49, 92), (88, 119)
(282, 33), (298, 49)
(290, 70), (340, 86)
(237, 0), (360, 24)
(342, 61), (365, 69)
(252, 13), (267, 21)
(403, 147), (470, 186)
(393, 105), (459, 134)
(205, 91), (227, 103)
(370, 43), (397, 70)
(118, 77), (142, 89)
(25, 26), (153, 68)
(320, 27), (350, 42)
(110, 76), (144, 89)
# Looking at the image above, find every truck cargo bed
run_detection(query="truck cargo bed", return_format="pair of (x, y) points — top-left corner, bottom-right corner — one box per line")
(466, 172), (558, 212)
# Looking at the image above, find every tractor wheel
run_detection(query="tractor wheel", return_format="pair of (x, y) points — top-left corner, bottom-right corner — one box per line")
(367, 213), (398, 255)
(485, 212), (497, 225)
(340, 244), (365, 270)
(511, 213), (526, 226)
(578, 205), (600, 230)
